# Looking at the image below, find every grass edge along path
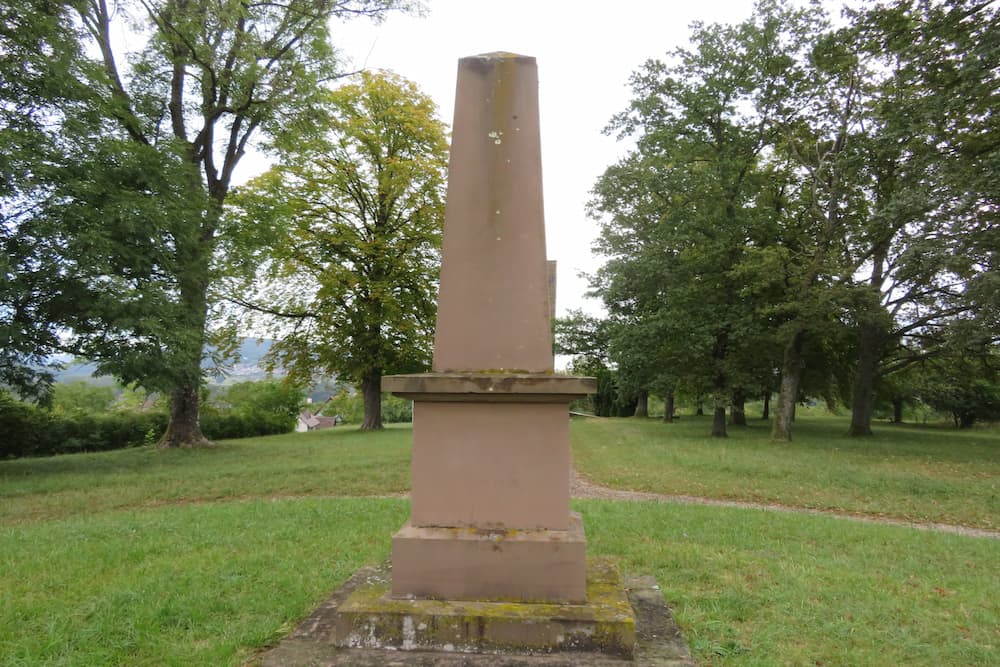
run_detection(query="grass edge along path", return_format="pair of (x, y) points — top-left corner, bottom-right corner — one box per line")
(569, 465), (1000, 539)
(570, 416), (1000, 531)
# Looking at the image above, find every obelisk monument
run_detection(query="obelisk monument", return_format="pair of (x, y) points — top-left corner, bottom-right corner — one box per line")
(383, 52), (594, 603)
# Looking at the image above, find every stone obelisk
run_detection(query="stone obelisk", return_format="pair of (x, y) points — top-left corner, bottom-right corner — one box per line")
(383, 52), (595, 604)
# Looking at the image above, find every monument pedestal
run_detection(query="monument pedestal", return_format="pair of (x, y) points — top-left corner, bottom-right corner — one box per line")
(383, 373), (594, 603)
(392, 513), (588, 603)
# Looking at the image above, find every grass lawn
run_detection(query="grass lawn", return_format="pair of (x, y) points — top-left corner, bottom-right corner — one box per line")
(0, 426), (411, 525)
(1, 418), (998, 665)
(571, 415), (1000, 530)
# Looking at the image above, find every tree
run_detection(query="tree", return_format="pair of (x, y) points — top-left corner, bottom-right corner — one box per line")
(839, 0), (1000, 436)
(228, 71), (447, 430)
(554, 310), (634, 417)
(590, 0), (820, 438)
(915, 348), (1000, 428)
(0, 0), (408, 446)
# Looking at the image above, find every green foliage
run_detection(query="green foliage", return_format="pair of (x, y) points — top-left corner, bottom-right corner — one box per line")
(208, 380), (305, 421)
(201, 379), (307, 437)
(556, 310), (635, 416)
(590, 0), (825, 436)
(199, 410), (296, 441)
(227, 70), (447, 429)
(0, 0), (88, 403)
(51, 381), (116, 415)
(914, 352), (1000, 428)
(589, 0), (1000, 438)
(323, 390), (413, 424)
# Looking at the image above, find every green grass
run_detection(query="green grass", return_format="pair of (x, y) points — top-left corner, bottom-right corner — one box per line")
(0, 426), (411, 524)
(571, 415), (1000, 529)
(581, 500), (999, 666)
(1, 419), (998, 666)
(0, 498), (408, 667)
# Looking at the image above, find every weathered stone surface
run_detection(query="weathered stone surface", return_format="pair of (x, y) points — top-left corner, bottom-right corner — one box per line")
(257, 565), (695, 667)
(336, 558), (632, 657)
(391, 514), (587, 602)
(627, 576), (696, 666)
(382, 373), (595, 403)
(432, 53), (552, 374)
(408, 403), (573, 532)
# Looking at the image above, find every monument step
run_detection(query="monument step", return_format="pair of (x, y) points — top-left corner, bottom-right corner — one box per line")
(334, 557), (634, 658)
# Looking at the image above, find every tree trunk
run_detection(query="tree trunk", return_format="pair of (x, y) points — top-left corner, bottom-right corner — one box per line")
(696, 401), (704, 416)
(158, 222), (212, 448)
(892, 397), (904, 423)
(710, 331), (729, 436)
(772, 331), (804, 442)
(730, 392), (747, 426)
(158, 384), (210, 448)
(361, 371), (383, 430)
(711, 406), (727, 437)
(761, 392), (770, 420)
(633, 389), (648, 418)
(662, 392), (674, 423)
(848, 323), (882, 437)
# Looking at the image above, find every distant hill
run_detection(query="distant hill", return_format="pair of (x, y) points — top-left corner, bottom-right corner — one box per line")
(52, 338), (278, 385)
(214, 338), (276, 383)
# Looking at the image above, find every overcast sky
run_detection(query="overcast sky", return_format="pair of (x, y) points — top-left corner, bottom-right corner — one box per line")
(321, 0), (763, 316)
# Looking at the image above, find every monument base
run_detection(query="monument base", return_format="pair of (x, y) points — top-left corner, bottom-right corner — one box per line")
(259, 561), (696, 666)
(392, 513), (587, 603)
(334, 557), (634, 658)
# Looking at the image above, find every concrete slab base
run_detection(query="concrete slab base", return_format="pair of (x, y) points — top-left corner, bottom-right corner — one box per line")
(258, 560), (695, 667)
(391, 513), (587, 603)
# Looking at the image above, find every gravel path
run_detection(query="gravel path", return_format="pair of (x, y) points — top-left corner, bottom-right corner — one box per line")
(568, 465), (1000, 540)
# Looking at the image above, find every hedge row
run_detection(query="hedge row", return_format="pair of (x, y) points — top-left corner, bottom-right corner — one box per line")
(0, 394), (295, 459)
(200, 410), (295, 440)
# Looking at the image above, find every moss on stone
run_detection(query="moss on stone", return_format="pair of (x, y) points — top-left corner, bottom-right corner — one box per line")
(334, 557), (636, 657)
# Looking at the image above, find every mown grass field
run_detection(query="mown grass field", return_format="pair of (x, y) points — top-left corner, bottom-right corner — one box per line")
(1, 417), (997, 666)
(572, 414), (1000, 529)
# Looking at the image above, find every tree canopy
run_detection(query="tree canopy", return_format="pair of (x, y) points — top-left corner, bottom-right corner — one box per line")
(227, 70), (448, 430)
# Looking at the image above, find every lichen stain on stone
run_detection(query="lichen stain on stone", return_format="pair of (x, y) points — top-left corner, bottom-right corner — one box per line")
(335, 558), (635, 656)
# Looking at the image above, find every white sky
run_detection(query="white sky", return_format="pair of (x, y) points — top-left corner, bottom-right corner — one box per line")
(322, 0), (761, 317)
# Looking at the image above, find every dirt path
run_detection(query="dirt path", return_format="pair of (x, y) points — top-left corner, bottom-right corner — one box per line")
(569, 465), (1000, 540)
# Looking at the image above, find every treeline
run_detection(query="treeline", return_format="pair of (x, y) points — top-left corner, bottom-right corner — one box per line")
(566, 0), (999, 438)
(1, 1), (438, 446)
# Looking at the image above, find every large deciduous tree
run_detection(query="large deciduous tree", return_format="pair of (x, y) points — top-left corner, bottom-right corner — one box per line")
(839, 0), (999, 436)
(227, 71), (447, 430)
(0, 0), (408, 445)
